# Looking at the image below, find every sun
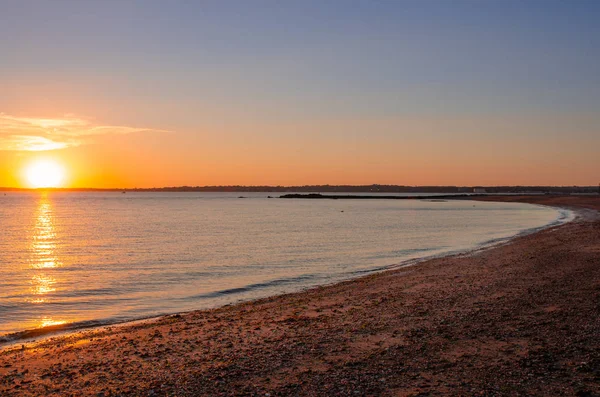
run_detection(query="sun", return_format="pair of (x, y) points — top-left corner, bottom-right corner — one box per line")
(25, 160), (66, 188)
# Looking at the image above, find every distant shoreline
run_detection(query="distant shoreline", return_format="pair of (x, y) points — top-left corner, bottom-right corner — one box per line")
(1, 184), (598, 195)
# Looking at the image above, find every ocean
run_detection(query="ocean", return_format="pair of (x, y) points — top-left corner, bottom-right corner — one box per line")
(0, 192), (570, 339)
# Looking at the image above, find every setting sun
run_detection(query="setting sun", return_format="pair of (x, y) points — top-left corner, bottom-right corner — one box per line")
(25, 160), (66, 188)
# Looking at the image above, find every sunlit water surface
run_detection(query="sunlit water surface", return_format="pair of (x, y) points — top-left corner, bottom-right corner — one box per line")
(0, 192), (569, 337)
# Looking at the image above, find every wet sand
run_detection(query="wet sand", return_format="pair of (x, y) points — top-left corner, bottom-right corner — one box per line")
(1, 195), (599, 396)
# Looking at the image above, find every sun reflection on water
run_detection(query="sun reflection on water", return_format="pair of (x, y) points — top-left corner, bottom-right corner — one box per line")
(30, 274), (56, 295)
(39, 318), (67, 328)
(28, 193), (66, 328)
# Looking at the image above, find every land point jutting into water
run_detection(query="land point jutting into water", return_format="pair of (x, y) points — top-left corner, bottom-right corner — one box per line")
(1, 194), (599, 396)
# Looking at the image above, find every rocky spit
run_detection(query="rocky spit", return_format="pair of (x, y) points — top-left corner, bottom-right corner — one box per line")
(1, 196), (599, 396)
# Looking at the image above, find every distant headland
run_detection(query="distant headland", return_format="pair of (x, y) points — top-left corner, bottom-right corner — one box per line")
(280, 193), (474, 200)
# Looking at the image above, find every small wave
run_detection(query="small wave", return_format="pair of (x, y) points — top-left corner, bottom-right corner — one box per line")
(183, 274), (321, 301)
(0, 318), (124, 346)
(365, 247), (440, 261)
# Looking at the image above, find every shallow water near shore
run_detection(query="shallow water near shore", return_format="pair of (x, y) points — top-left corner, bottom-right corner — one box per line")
(0, 192), (570, 339)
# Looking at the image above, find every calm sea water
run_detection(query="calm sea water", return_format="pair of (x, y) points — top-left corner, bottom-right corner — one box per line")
(0, 192), (569, 337)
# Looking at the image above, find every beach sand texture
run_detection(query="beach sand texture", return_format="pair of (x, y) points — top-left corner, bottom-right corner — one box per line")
(1, 196), (599, 396)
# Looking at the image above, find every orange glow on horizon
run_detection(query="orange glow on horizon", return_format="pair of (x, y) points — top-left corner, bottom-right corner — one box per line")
(0, 113), (598, 188)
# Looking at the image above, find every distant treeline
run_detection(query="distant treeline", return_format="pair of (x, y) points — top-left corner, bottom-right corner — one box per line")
(1, 185), (598, 194)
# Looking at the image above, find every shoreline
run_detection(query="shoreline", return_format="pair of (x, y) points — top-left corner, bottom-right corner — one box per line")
(1, 195), (599, 396)
(0, 200), (573, 348)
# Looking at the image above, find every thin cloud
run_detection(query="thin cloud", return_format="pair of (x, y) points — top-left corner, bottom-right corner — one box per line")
(0, 113), (168, 151)
(0, 135), (72, 151)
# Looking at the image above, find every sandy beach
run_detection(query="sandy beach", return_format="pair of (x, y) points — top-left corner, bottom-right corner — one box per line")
(1, 195), (599, 396)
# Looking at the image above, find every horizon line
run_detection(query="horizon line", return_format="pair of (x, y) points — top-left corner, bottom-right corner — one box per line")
(1, 184), (598, 192)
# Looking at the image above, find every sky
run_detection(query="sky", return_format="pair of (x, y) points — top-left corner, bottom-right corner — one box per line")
(1, 0), (599, 188)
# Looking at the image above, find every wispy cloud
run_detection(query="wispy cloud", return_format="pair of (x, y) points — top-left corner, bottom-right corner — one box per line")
(0, 135), (71, 151)
(0, 113), (167, 151)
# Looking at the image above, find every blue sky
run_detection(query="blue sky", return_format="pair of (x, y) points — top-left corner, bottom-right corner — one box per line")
(4, 0), (599, 114)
